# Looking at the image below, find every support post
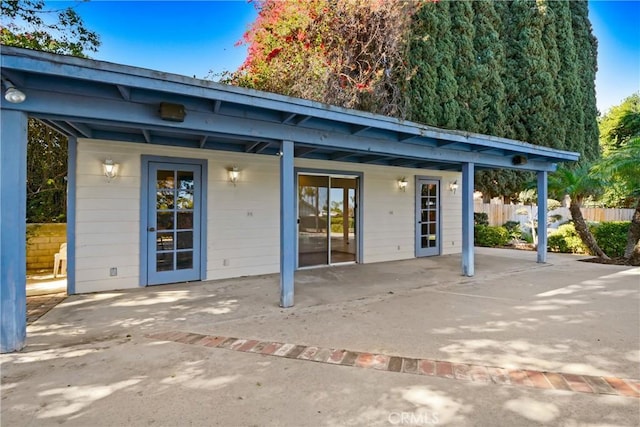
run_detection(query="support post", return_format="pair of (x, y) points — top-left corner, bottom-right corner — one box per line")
(461, 162), (475, 276)
(279, 140), (295, 307)
(67, 136), (77, 294)
(1, 110), (28, 353)
(536, 171), (548, 263)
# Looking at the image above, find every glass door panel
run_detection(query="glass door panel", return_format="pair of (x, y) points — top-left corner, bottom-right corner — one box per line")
(416, 179), (440, 257)
(147, 162), (201, 285)
(298, 175), (329, 267)
(329, 178), (356, 264)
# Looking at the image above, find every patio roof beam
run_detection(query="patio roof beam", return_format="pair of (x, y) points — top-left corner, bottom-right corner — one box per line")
(199, 135), (208, 148)
(11, 85), (562, 172)
(294, 146), (317, 157)
(331, 151), (356, 161)
(116, 85), (130, 101)
(142, 129), (152, 143)
(65, 121), (92, 138)
(351, 124), (371, 135)
(213, 100), (222, 114)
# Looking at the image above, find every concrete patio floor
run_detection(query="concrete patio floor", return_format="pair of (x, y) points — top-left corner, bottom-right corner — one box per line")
(2, 248), (639, 426)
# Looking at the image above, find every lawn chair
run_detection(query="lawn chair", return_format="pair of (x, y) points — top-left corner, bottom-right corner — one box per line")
(53, 243), (67, 278)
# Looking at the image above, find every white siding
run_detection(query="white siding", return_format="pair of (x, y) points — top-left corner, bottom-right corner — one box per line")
(75, 139), (462, 293)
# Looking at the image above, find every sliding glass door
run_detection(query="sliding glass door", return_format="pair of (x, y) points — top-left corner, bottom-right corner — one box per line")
(298, 174), (357, 268)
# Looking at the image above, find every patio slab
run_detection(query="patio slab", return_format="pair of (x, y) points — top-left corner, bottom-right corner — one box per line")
(2, 248), (639, 426)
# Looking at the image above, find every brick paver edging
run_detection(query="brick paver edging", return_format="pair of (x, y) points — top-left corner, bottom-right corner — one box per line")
(146, 331), (640, 399)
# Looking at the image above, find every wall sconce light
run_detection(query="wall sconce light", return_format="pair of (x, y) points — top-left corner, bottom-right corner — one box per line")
(449, 180), (459, 194)
(228, 166), (240, 186)
(2, 79), (26, 104)
(398, 177), (408, 192)
(103, 159), (119, 182)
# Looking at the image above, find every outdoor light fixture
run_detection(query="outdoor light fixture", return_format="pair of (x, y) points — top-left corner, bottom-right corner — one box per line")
(159, 102), (186, 122)
(2, 79), (26, 104)
(398, 177), (408, 192)
(103, 159), (119, 182)
(228, 166), (240, 186)
(449, 180), (459, 194)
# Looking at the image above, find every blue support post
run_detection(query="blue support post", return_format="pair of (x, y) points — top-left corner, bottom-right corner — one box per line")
(66, 136), (77, 294)
(461, 162), (475, 276)
(537, 171), (548, 263)
(279, 140), (295, 307)
(1, 110), (28, 353)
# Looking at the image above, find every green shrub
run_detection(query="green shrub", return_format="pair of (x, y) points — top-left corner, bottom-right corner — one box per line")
(593, 221), (630, 258)
(548, 223), (588, 254)
(474, 225), (509, 247)
(474, 212), (489, 226)
(503, 220), (522, 240)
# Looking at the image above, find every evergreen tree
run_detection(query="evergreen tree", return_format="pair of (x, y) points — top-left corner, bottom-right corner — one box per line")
(539, 0), (565, 149)
(550, 0), (584, 155)
(432, 0), (458, 129)
(570, 0), (599, 162)
(470, 0), (507, 136)
(449, 0), (478, 132)
(406, 1), (443, 125)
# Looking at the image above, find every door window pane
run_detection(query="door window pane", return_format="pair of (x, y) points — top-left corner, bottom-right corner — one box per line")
(177, 212), (193, 229)
(157, 170), (175, 189)
(177, 231), (193, 249)
(156, 232), (174, 251)
(177, 251), (193, 270)
(157, 212), (174, 230)
(156, 253), (173, 271)
(177, 190), (193, 209)
(177, 172), (194, 190)
(157, 190), (174, 210)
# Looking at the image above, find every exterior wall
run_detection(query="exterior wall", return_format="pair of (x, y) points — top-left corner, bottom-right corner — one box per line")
(26, 223), (66, 272)
(295, 159), (462, 261)
(75, 139), (461, 293)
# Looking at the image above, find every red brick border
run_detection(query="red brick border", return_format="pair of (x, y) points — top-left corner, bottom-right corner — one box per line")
(146, 331), (640, 399)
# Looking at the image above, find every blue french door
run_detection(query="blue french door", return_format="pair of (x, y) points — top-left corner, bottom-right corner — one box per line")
(147, 162), (202, 285)
(415, 179), (440, 257)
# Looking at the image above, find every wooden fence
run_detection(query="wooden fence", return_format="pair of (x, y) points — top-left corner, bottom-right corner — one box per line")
(473, 202), (635, 227)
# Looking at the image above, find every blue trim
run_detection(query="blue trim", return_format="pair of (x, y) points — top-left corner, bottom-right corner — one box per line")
(461, 163), (475, 277)
(0, 110), (28, 353)
(280, 141), (295, 307)
(537, 171), (548, 263)
(66, 136), (77, 295)
(294, 167), (364, 266)
(140, 155), (208, 286)
(415, 176), (442, 257)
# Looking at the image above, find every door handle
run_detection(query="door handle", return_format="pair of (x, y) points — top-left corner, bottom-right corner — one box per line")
(148, 227), (156, 232)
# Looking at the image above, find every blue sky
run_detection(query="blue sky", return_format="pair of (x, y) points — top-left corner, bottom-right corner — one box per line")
(52, 1), (640, 113)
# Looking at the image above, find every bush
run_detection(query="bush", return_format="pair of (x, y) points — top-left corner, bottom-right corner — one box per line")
(592, 221), (630, 258)
(548, 223), (588, 254)
(474, 225), (509, 247)
(474, 212), (489, 226)
(503, 220), (522, 240)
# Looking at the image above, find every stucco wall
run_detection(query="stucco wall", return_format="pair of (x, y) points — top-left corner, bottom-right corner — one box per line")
(75, 139), (462, 293)
(26, 223), (66, 272)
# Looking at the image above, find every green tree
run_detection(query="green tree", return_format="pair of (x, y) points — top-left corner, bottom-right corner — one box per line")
(592, 138), (640, 264)
(548, 164), (609, 259)
(1, 0), (100, 222)
(599, 93), (640, 155)
(569, 0), (599, 161)
(1, 0), (99, 57)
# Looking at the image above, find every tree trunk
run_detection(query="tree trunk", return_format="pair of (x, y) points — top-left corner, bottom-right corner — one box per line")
(569, 201), (610, 259)
(625, 198), (640, 265)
